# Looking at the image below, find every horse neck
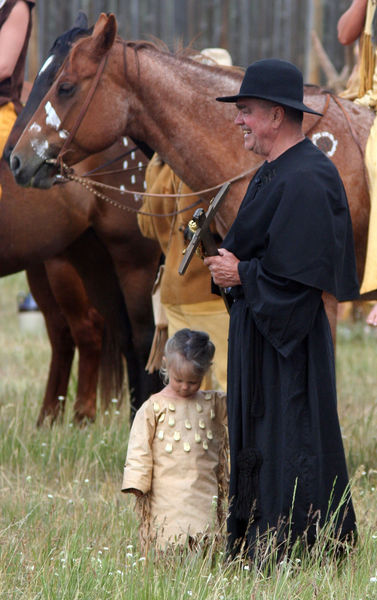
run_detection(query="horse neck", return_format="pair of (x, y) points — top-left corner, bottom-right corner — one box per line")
(122, 46), (248, 192)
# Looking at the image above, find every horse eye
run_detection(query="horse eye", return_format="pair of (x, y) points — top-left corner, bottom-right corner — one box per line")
(58, 82), (76, 97)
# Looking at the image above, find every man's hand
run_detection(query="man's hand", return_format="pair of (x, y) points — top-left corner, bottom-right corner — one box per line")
(204, 248), (241, 287)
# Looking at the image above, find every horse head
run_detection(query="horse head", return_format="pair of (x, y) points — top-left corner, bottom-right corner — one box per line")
(10, 13), (122, 188)
(4, 12), (91, 169)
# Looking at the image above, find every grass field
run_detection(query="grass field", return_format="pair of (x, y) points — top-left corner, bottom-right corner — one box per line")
(0, 272), (376, 599)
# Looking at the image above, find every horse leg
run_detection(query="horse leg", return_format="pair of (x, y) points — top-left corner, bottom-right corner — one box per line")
(26, 264), (75, 427)
(62, 230), (139, 417)
(118, 266), (163, 415)
(44, 256), (104, 424)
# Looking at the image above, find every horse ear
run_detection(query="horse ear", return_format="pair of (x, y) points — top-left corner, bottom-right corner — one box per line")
(73, 11), (88, 30)
(91, 13), (117, 58)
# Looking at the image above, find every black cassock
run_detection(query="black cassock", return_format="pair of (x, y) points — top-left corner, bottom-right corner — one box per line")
(221, 138), (359, 557)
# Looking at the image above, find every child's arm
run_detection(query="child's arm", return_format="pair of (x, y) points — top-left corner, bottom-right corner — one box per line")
(121, 399), (157, 495)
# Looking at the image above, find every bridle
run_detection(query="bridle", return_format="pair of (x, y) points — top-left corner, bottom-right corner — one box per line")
(54, 53), (108, 171)
(47, 51), (366, 217)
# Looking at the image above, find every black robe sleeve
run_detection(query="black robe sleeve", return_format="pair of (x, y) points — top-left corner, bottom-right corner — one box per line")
(238, 258), (323, 357)
(260, 168), (359, 301)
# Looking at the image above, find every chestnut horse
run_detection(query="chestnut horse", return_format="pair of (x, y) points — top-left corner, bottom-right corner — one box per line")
(10, 13), (376, 339)
(3, 14), (161, 424)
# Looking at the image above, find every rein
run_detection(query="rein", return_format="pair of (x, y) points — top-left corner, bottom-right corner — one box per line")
(305, 91), (365, 159)
(52, 160), (261, 217)
(48, 50), (365, 218)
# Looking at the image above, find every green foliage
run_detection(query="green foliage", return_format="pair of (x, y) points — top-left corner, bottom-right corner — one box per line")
(0, 274), (376, 599)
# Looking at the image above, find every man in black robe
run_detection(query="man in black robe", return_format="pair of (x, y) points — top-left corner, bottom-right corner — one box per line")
(204, 58), (359, 559)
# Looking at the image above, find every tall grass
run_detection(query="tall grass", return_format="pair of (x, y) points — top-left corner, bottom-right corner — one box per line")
(0, 273), (376, 599)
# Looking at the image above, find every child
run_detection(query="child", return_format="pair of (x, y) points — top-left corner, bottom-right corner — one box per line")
(121, 328), (228, 551)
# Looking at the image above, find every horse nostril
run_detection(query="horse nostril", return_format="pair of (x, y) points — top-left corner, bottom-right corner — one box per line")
(10, 153), (21, 174)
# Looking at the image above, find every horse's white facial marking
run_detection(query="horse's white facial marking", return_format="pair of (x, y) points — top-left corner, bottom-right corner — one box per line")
(38, 55), (55, 75)
(28, 122), (41, 134)
(123, 137), (128, 146)
(311, 131), (338, 157)
(31, 137), (49, 160)
(59, 130), (69, 139)
(123, 160), (128, 169)
(45, 101), (61, 130)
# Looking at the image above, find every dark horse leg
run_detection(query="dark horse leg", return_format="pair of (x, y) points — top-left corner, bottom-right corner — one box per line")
(62, 229), (141, 414)
(26, 263), (76, 426)
(44, 256), (104, 424)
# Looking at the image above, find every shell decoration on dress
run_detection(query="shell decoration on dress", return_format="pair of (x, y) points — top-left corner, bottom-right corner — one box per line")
(153, 393), (221, 455)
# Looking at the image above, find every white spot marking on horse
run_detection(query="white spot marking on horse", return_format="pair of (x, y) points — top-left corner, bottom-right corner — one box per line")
(123, 137), (128, 146)
(31, 137), (49, 160)
(45, 101), (61, 130)
(131, 174), (136, 185)
(123, 160), (128, 169)
(138, 161), (143, 170)
(311, 131), (338, 157)
(59, 129), (69, 139)
(131, 151), (136, 160)
(28, 122), (41, 134)
(143, 180), (147, 190)
(120, 184), (126, 193)
(38, 55), (54, 75)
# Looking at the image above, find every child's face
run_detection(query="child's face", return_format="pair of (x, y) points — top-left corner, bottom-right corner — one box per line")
(167, 361), (202, 398)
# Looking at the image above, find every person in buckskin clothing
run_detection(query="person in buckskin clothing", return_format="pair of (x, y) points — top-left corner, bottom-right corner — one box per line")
(121, 329), (228, 551)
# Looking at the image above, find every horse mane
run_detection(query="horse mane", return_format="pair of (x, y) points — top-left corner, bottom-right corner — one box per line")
(118, 37), (244, 92)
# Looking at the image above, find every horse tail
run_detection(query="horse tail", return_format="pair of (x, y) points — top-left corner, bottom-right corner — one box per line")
(98, 323), (125, 411)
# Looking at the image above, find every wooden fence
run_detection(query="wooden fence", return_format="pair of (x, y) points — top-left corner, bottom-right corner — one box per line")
(27, 0), (352, 87)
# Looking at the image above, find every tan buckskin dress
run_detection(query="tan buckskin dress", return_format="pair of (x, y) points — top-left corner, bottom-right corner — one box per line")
(122, 389), (228, 550)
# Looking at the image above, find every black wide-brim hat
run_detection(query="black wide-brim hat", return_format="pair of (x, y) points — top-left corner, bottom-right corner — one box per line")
(216, 58), (323, 116)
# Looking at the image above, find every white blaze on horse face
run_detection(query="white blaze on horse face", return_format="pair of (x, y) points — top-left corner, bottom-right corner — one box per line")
(28, 121), (49, 159)
(29, 122), (41, 134)
(38, 55), (55, 75)
(45, 101), (61, 130)
(31, 136), (49, 160)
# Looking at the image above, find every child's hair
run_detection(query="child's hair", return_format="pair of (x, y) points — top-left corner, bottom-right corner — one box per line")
(161, 329), (215, 383)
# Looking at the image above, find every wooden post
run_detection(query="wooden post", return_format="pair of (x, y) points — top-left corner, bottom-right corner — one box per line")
(307, 0), (323, 84)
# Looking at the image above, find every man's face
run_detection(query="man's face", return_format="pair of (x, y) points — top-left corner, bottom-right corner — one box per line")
(234, 98), (276, 156)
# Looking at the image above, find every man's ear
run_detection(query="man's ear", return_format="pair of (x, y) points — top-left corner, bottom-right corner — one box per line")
(272, 105), (285, 126)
